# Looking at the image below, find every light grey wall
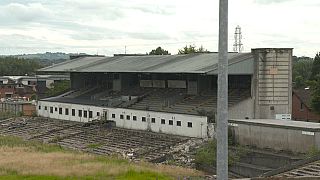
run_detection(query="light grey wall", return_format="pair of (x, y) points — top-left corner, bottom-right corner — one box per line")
(37, 100), (208, 138)
(230, 120), (319, 153)
(252, 48), (293, 119)
(229, 98), (254, 119)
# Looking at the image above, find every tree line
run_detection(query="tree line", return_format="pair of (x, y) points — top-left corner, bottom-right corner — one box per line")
(148, 45), (209, 55)
(0, 57), (42, 76)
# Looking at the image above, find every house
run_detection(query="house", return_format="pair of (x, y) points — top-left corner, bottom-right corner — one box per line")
(292, 89), (320, 122)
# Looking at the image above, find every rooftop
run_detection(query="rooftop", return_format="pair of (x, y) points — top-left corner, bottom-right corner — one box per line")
(39, 53), (254, 75)
(230, 118), (320, 131)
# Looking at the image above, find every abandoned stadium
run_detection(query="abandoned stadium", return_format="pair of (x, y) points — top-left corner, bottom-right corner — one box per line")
(36, 48), (293, 139)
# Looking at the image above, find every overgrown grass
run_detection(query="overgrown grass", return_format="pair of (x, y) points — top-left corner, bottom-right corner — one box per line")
(194, 139), (247, 170)
(0, 135), (201, 179)
(0, 135), (64, 153)
(0, 111), (16, 120)
(305, 146), (320, 158)
(86, 143), (103, 149)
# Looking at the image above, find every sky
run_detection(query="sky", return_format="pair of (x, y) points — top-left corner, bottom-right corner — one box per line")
(0, 0), (319, 57)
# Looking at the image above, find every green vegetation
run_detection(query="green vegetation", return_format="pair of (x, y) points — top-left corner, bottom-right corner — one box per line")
(0, 136), (201, 179)
(305, 146), (320, 158)
(310, 53), (320, 81)
(194, 139), (247, 170)
(309, 53), (320, 114)
(292, 56), (313, 88)
(46, 80), (70, 97)
(86, 143), (103, 149)
(292, 53), (320, 114)
(309, 76), (320, 114)
(0, 57), (42, 76)
(178, 45), (209, 54)
(0, 136), (64, 153)
(0, 111), (16, 120)
(149, 47), (170, 55)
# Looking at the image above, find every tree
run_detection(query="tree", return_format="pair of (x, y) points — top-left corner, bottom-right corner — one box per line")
(0, 57), (42, 76)
(149, 47), (170, 55)
(292, 58), (313, 88)
(46, 80), (70, 97)
(309, 75), (320, 114)
(309, 53), (320, 114)
(178, 45), (209, 54)
(310, 53), (320, 81)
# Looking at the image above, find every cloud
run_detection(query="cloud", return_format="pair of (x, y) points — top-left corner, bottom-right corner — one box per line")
(0, 3), (52, 22)
(128, 32), (171, 40)
(0, 0), (319, 57)
(254, 0), (295, 4)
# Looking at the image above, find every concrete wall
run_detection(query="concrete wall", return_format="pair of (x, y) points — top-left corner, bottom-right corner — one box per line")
(187, 81), (198, 95)
(0, 102), (35, 115)
(37, 100), (208, 138)
(229, 98), (255, 119)
(252, 48), (292, 119)
(229, 119), (320, 153)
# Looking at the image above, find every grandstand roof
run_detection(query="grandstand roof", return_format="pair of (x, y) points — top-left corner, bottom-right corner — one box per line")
(39, 52), (254, 75)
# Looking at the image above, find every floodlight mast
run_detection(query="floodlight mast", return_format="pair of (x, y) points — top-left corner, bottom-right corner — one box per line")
(217, 0), (228, 179)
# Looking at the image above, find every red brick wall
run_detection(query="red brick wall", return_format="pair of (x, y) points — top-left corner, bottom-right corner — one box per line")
(22, 104), (36, 116)
(0, 85), (15, 98)
(292, 94), (320, 122)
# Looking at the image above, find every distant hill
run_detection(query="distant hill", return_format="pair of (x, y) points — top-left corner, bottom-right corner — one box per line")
(16, 52), (70, 61)
(0, 52), (99, 67)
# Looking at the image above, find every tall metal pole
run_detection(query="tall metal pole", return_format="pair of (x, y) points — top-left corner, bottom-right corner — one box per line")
(217, 0), (228, 179)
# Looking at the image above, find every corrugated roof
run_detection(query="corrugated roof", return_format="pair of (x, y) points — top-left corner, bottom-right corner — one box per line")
(39, 53), (254, 74)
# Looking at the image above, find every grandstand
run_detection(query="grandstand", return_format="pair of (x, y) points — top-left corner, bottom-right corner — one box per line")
(37, 48), (293, 138)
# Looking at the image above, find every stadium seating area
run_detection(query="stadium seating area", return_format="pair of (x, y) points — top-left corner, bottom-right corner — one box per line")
(0, 117), (190, 162)
(47, 85), (251, 115)
(127, 87), (251, 115)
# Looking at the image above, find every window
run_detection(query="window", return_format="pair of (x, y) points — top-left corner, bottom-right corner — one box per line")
(89, 111), (93, 118)
(97, 112), (100, 116)
(44, 106), (47, 110)
(120, 114), (124, 119)
(55, 107), (57, 112)
(72, 109), (75, 116)
(300, 102), (304, 111)
(177, 121), (181, 126)
(50, 107), (53, 113)
(112, 114), (115, 118)
(78, 110), (82, 117)
(142, 117), (146, 122)
(169, 120), (173, 125)
(161, 119), (165, 124)
(65, 108), (69, 115)
(133, 116), (137, 121)
(126, 115), (130, 120)
(59, 108), (62, 115)
(84, 110), (87, 118)
(187, 122), (193, 128)
(38, 105), (41, 110)
(151, 118), (155, 123)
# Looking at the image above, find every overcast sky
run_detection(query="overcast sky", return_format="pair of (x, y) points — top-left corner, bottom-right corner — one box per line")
(0, 0), (319, 57)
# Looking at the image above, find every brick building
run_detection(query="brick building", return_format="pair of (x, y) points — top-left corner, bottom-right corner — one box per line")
(292, 89), (320, 122)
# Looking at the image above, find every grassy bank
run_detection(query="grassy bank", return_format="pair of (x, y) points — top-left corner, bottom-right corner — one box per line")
(0, 136), (202, 179)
